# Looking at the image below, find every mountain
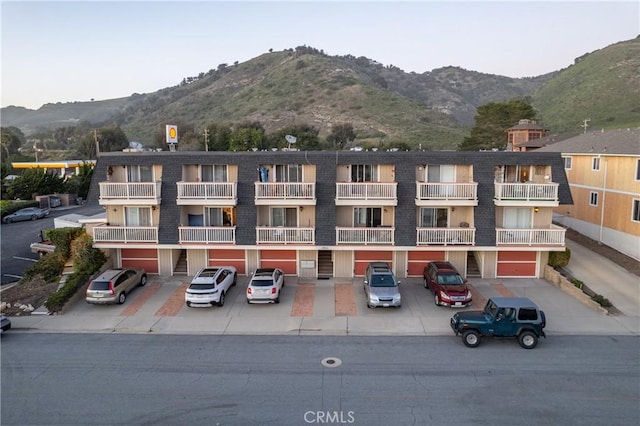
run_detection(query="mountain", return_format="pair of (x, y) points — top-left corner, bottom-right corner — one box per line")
(2, 39), (638, 150)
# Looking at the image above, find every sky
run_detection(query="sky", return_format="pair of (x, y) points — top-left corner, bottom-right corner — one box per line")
(1, 0), (638, 110)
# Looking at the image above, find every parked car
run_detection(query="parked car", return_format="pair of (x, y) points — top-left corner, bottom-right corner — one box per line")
(1, 315), (11, 333)
(185, 266), (237, 307)
(3, 207), (50, 223)
(49, 196), (62, 208)
(450, 297), (546, 349)
(423, 261), (472, 307)
(247, 268), (285, 304)
(363, 262), (401, 308)
(86, 268), (147, 304)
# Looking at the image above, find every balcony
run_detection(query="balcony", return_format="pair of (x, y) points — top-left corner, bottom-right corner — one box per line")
(92, 225), (158, 243)
(256, 227), (315, 244)
(99, 182), (162, 205)
(415, 182), (478, 206)
(179, 226), (236, 244)
(176, 182), (237, 206)
(494, 182), (559, 206)
(335, 182), (398, 206)
(416, 227), (476, 246)
(496, 225), (566, 246)
(335, 227), (395, 245)
(254, 182), (316, 206)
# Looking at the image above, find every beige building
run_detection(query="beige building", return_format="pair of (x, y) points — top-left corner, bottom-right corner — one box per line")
(537, 128), (640, 260)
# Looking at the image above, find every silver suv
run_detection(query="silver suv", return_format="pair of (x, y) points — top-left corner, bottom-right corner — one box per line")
(363, 262), (401, 308)
(86, 268), (147, 304)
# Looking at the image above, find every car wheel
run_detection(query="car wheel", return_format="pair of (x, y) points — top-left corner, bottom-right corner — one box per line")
(186, 301), (192, 307)
(218, 291), (225, 307)
(31, 215), (37, 221)
(462, 330), (481, 348)
(117, 292), (126, 304)
(423, 278), (428, 289)
(518, 331), (538, 349)
(434, 293), (440, 306)
(5, 218), (12, 223)
(139, 275), (147, 287)
(274, 297), (280, 304)
(246, 299), (251, 304)
(232, 273), (237, 286)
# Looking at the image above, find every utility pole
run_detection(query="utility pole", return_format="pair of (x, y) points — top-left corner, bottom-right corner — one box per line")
(581, 118), (591, 134)
(94, 129), (100, 157)
(203, 129), (209, 152)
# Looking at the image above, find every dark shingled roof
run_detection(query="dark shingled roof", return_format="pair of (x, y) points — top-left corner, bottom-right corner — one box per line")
(536, 128), (640, 155)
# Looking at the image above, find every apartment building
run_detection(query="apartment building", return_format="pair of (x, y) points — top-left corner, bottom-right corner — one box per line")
(537, 128), (640, 260)
(86, 150), (573, 279)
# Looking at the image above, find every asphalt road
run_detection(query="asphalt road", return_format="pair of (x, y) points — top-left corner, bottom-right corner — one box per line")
(0, 204), (104, 285)
(1, 334), (638, 425)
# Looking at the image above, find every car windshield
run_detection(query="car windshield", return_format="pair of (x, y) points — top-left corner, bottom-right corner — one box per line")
(189, 283), (215, 290)
(250, 279), (274, 287)
(370, 274), (396, 287)
(437, 274), (464, 285)
(484, 300), (498, 317)
(89, 280), (111, 291)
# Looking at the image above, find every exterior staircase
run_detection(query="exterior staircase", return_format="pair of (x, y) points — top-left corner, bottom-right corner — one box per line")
(174, 250), (188, 275)
(317, 250), (333, 279)
(467, 251), (481, 278)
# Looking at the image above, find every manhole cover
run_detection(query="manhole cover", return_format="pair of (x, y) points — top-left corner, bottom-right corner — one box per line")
(321, 357), (342, 368)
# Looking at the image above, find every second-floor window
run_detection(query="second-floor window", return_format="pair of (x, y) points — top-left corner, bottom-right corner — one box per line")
(592, 157), (601, 171)
(127, 165), (153, 182)
(351, 164), (378, 182)
(275, 164), (302, 182)
(590, 192), (599, 206)
(201, 165), (227, 182)
(420, 208), (448, 228)
(354, 207), (382, 227)
(425, 165), (455, 183)
(125, 207), (151, 226)
(636, 159), (640, 181)
(204, 207), (233, 226)
(632, 200), (640, 222)
(271, 207), (297, 227)
(503, 207), (532, 229)
(563, 157), (572, 169)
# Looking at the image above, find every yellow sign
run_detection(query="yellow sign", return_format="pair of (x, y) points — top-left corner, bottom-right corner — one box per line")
(166, 125), (178, 143)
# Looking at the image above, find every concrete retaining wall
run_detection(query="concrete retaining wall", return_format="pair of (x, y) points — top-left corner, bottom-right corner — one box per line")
(543, 265), (609, 315)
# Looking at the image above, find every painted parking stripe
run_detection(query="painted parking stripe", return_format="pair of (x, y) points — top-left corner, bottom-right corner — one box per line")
(334, 283), (357, 316)
(120, 282), (161, 316)
(155, 283), (189, 317)
(491, 283), (517, 297)
(291, 284), (314, 317)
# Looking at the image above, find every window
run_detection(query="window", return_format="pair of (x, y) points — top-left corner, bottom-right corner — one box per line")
(592, 157), (601, 171)
(636, 159), (640, 181)
(420, 208), (448, 227)
(275, 164), (302, 182)
(518, 308), (538, 321)
(353, 207), (382, 227)
(563, 157), (572, 169)
(125, 207), (151, 226)
(205, 207), (233, 226)
(270, 207), (297, 227)
(127, 165), (153, 182)
(503, 207), (532, 228)
(351, 164), (378, 182)
(589, 192), (599, 206)
(632, 200), (640, 222)
(201, 165), (227, 182)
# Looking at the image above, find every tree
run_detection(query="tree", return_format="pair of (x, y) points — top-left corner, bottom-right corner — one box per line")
(76, 126), (129, 159)
(203, 122), (231, 151)
(229, 121), (266, 151)
(267, 124), (321, 151)
(7, 168), (67, 200)
(1, 127), (25, 162)
(326, 123), (356, 150)
(458, 99), (537, 151)
(64, 162), (94, 199)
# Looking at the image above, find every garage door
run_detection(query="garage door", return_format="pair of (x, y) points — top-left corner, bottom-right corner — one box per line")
(407, 251), (446, 277)
(209, 248), (246, 275)
(497, 251), (537, 277)
(121, 248), (158, 274)
(260, 250), (297, 275)
(354, 251), (393, 276)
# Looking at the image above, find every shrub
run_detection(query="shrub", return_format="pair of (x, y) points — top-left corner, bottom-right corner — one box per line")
(47, 227), (84, 258)
(548, 248), (571, 268)
(591, 294), (612, 308)
(44, 272), (90, 313)
(570, 278), (584, 289)
(21, 252), (65, 282)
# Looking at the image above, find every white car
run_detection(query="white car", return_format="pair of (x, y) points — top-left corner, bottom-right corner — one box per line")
(185, 266), (237, 307)
(246, 268), (285, 304)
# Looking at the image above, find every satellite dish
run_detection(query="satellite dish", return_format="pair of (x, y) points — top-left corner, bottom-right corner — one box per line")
(129, 141), (143, 149)
(285, 135), (297, 144)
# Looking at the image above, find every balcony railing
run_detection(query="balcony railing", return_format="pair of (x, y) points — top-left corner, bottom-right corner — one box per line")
(496, 225), (566, 246)
(335, 227), (395, 245)
(255, 182), (315, 200)
(256, 227), (315, 244)
(494, 182), (559, 202)
(92, 225), (158, 243)
(335, 182), (397, 204)
(177, 182), (237, 204)
(99, 182), (161, 204)
(416, 182), (478, 200)
(179, 226), (236, 244)
(416, 227), (476, 245)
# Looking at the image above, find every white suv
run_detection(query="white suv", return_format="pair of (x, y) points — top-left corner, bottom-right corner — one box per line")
(185, 266), (237, 307)
(246, 268), (285, 304)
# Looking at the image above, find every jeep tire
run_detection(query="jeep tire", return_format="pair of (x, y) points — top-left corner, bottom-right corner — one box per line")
(518, 331), (538, 349)
(462, 330), (481, 348)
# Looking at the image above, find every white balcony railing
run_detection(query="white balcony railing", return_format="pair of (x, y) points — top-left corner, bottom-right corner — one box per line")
(416, 182), (478, 200)
(179, 226), (236, 244)
(256, 227), (315, 244)
(496, 225), (566, 246)
(335, 227), (395, 245)
(416, 227), (476, 245)
(335, 182), (397, 201)
(99, 182), (161, 202)
(177, 182), (237, 201)
(255, 182), (315, 200)
(92, 225), (158, 243)
(494, 183), (559, 202)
